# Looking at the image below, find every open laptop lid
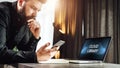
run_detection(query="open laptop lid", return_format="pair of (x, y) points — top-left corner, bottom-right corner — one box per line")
(79, 37), (111, 61)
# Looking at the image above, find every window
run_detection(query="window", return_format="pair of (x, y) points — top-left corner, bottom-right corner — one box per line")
(36, 0), (58, 51)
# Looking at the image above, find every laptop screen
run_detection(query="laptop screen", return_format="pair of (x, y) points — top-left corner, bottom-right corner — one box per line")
(79, 37), (111, 61)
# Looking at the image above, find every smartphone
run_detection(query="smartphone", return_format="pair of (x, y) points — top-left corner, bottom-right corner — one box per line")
(52, 40), (65, 49)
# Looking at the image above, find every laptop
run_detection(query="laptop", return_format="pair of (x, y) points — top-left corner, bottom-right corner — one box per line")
(69, 37), (111, 64)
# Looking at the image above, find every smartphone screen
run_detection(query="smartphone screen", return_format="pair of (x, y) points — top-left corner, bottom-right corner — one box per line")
(52, 40), (65, 50)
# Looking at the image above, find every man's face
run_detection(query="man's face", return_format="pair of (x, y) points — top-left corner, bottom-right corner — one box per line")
(20, 0), (42, 21)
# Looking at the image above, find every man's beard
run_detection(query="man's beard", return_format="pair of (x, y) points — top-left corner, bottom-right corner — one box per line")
(19, 6), (36, 22)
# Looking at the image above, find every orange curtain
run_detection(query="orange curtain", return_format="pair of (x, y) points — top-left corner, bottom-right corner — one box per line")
(54, 0), (84, 59)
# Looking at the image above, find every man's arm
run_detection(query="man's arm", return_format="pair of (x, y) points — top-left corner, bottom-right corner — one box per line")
(0, 8), (38, 63)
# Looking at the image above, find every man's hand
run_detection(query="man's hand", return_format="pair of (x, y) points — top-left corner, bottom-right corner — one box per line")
(27, 19), (40, 39)
(36, 42), (58, 61)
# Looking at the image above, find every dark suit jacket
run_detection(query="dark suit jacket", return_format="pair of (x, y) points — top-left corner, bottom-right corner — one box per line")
(0, 2), (40, 63)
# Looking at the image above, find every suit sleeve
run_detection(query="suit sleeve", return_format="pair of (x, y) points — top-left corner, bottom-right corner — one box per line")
(0, 7), (38, 63)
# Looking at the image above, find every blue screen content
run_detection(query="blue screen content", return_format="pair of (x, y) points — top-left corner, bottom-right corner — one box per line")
(79, 37), (111, 60)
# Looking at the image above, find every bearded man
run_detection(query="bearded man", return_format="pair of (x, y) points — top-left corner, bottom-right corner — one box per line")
(0, 0), (57, 63)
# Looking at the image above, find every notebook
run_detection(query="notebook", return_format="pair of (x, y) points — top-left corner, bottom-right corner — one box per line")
(39, 59), (69, 63)
(69, 37), (111, 64)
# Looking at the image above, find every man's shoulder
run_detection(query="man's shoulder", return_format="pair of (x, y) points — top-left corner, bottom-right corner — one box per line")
(0, 2), (13, 26)
(0, 2), (13, 18)
(0, 2), (12, 10)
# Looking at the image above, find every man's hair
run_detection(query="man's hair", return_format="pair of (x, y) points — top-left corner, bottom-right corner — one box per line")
(25, 0), (47, 4)
(38, 0), (47, 4)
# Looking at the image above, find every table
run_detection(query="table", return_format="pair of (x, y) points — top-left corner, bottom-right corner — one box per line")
(17, 63), (120, 68)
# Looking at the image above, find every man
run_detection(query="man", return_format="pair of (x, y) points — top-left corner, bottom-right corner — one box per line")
(0, 0), (57, 63)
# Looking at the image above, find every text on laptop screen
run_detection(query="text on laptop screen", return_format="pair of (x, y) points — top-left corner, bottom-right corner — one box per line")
(79, 37), (111, 60)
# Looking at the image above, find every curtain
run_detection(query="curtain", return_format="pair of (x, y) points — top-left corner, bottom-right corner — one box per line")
(54, 0), (120, 64)
(54, 0), (83, 59)
(84, 0), (120, 64)
(117, 0), (120, 64)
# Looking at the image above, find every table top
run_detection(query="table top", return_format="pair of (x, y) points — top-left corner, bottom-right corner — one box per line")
(18, 63), (120, 68)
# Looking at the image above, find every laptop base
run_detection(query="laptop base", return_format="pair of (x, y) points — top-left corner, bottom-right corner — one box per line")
(69, 60), (102, 64)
